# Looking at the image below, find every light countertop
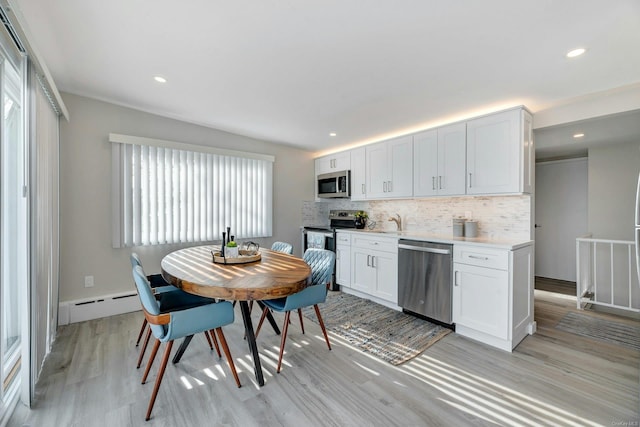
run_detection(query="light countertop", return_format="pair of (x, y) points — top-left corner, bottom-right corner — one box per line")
(336, 229), (533, 250)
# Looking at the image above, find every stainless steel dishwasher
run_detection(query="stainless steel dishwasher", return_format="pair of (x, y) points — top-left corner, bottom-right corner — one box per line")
(398, 239), (453, 325)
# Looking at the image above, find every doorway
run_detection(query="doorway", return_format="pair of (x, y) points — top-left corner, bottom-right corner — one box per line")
(535, 158), (588, 290)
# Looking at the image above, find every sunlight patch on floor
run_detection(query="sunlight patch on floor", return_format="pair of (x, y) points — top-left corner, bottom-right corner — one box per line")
(400, 355), (600, 427)
(353, 361), (380, 376)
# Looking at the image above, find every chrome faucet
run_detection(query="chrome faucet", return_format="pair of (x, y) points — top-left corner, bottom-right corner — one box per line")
(388, 213), (402, 231)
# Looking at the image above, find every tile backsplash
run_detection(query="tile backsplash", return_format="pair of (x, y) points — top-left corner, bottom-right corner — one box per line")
(303, 195), (531, 241)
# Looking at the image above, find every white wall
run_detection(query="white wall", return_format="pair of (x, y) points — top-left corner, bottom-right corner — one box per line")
(588, 140), (640, 240)
(59, 93), (314, 302)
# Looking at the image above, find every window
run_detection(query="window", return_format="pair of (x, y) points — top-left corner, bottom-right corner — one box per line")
(111, 134), (274, 247)
(1, 47), (26, 402)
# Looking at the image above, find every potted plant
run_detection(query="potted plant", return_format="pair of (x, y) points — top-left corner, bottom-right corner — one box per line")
(354, 211), (368, 229)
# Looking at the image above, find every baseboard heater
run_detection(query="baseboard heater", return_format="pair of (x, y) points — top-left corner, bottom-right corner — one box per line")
(58, 291), (140, 325)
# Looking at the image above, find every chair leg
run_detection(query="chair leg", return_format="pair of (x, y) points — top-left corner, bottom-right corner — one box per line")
(137, 327), (152, 369)
(314, 305), (331, 350)
(214, 328), (241, 388)
(297, 308), (305, 334)
(208, 329), (221, 357)
(136, 318), (148, 346)
(142, 338), (161, 384)
(145, 340), (173, 421)
(255, 307), (269, 339)
(276, 311), (291, 373)
(204, 329), (213, 349)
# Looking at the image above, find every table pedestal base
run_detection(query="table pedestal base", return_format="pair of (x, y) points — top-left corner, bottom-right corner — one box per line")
(239, 301), (264, 386)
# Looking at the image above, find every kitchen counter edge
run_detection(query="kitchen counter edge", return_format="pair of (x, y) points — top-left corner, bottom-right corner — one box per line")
(336, 229), (533, 250)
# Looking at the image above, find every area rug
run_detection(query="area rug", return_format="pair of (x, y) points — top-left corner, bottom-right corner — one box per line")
(556, 311), (640, 351)
(302, 292), (451, 365)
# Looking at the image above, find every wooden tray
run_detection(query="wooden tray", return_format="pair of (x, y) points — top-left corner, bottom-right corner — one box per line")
(212, 249), (261, 265)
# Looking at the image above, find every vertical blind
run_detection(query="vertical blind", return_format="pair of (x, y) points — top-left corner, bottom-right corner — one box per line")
(30, 65), (60, 401)
(111, 135), (273, 248)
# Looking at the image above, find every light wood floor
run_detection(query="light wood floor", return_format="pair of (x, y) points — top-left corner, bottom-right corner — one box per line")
(8, 289), (640, 427)
(534, 276), (577, 296)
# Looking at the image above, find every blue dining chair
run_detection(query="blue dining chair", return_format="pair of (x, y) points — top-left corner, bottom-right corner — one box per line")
(130, 253), (221, 368)
(131, 253), (176, 346)
(271, 241), (294, 254)
(255, 248), (335, 373)
(132, 265), (241, 421)
(238, 242), (295, 318)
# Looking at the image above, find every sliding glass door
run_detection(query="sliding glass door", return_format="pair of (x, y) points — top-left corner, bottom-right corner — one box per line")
(0, 46), (26, 408)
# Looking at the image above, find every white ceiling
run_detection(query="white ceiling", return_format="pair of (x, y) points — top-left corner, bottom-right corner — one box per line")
(12, 0), (640, 154)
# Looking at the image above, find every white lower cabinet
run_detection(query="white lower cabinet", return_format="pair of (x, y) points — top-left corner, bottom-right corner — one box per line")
(453, 243), (534, 351)
(350, 234), (398, 305)
(335, 233), (351, 287)
(453, 263), (509, 339)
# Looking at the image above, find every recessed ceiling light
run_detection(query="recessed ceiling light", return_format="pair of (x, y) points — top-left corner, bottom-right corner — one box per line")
(329, 132), (337, 137)
(566, 48), (586, 58)
(154, 76), (167, 83)
(573, 133), (585, 138)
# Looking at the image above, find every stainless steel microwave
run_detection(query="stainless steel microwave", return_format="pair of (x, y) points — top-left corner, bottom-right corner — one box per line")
(317, 170), (350, 198)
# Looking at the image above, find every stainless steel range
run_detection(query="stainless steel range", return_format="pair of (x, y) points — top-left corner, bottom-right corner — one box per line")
(301, 210), (359, 290)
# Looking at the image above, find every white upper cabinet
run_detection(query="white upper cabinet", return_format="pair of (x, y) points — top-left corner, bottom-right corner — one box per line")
(313, 106), (532, 199)
(350, 147), (367, 201)
(316, 151), (351, 176)
(414, 123), (466, 197)
(466, 108), (533, 195)
(366, 136), (413, 199)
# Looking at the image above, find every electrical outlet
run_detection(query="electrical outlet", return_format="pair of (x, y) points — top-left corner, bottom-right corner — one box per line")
(84, 275), (94, 287)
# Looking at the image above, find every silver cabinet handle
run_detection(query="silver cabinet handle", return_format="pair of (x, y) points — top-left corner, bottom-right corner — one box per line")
(367, 255), (371, 266)
(383, 181), (387, 192)
(432, 176), (436, 190)
(371, 255), (376, 268)
(469, 172), (472, 188)
(454, 271), (459, 286)
(361, 183), (365, 194)
(468, 255), (489, 260)
(439, 176), (442, 190)
(388, 181), (392, 192)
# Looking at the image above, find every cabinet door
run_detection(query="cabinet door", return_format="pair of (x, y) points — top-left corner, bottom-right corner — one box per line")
(351, 248), (375, 294)
(372, 251), (398, 304)
(413, 129), (439, 197)
(333, 152), (351, 171)
(316, 156), (333, 175)
(438, 123), (466, 196)
(453, 263), (509, 339)
(336, 244), (351, 287)
(466, 109), (521, 194)
(350, 147), (367, 200)
(365, 142), (389, 198)
(316, 152), (351, 175)
(387, 136), (413, 198)
(521, 110), (534, 194)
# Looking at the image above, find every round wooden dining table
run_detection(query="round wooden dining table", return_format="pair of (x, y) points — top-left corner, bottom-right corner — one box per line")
(161, 245), (311, 386)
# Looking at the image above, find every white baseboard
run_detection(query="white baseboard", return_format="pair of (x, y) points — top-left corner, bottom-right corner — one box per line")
(58, 291), (140, 325)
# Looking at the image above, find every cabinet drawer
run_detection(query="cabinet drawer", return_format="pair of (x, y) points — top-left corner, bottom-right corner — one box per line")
(336, 233), (351, 245)
(454, 245), (509, 270)
(351, 234), (397, 253)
